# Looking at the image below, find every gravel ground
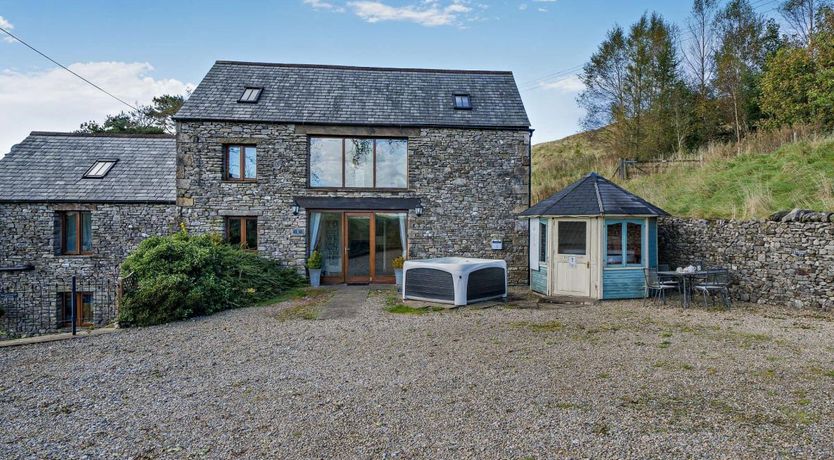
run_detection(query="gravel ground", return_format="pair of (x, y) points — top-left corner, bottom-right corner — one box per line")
(2, 288), (834, 459)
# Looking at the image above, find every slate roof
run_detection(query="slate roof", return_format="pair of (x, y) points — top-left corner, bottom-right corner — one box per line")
(0, 132), (176, 203)
(520, 172), (668, 217)
(174, 61), (531, 129)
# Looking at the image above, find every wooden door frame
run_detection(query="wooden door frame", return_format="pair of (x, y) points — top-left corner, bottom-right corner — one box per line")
(309, 209), (407, 285)
(344, 212), (374, 284)
(552, 218), (592, 296)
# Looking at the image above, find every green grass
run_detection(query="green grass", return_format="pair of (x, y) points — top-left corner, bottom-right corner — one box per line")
(532, 131), (834, 219)
(383, 295), (445, 315)
(625, 138), (834, 219)
(513, 320), (564, 332)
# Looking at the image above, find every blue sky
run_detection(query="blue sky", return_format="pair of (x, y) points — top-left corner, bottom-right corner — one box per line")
(0, 1), (780, 153)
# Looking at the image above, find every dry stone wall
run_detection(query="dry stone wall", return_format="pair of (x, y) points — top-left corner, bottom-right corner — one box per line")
(658, 217), (834, 310)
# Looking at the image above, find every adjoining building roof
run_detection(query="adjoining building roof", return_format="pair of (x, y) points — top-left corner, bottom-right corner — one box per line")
(0, 132), (176, 203)
(520, 172), (668, 217)
(174, 61), (531, 129)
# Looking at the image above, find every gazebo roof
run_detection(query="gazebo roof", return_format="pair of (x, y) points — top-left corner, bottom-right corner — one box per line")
(520, 172), (668, 217)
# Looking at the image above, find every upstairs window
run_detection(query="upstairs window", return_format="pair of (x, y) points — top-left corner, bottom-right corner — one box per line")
(454, 94), (472, 110)
(309, 137), (407, 189)
(59, 211), (92, 255)
(238, 87), (263, 103)
(83, 160), (117, 178)
(226, 217), (258, 250)
(224, 145), (257, 181)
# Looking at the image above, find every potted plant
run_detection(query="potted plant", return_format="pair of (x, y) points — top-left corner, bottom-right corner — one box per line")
(393, 255), (405, 289)
(307, 250), (323, 287)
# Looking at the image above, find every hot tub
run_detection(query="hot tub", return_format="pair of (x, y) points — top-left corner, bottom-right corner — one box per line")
(402, 257), (507, 306)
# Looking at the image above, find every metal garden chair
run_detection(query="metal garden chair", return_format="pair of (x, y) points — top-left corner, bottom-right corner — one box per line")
(644, 268), (678, 306)
(692, 269), (732, 308)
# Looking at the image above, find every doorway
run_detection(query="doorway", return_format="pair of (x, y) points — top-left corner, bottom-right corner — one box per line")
(309, 211), (407, 284)
(553, 219), (592, 296)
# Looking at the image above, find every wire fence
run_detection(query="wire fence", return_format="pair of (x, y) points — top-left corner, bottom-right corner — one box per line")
(0, 275), (122, 340)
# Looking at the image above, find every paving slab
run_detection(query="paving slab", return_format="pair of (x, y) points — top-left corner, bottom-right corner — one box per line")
(318, 285), (370, 319)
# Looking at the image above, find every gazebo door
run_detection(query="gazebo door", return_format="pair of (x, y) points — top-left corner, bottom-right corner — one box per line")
(553, 219), (591, 296)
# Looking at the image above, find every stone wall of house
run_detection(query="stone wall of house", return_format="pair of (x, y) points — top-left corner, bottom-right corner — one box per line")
(0, 202), (178, 336)
(658, 217), (834, 310)
(176, 121), (531, 284)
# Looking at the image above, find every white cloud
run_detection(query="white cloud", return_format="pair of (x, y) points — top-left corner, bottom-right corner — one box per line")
(0, 16), (16, 43)
(540, 75), (584, 93)
(518, 3), (528, 10)
(348, 1), (472, 26)
(0, 62), (194, 156)
(303, 0), (345, 12)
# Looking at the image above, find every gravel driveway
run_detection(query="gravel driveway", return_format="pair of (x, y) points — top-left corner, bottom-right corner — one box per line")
(2, 288), (833, 459)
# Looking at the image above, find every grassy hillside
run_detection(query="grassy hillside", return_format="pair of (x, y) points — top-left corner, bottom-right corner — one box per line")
(532, 130), (834, 220)
(531, 129), (610, 203)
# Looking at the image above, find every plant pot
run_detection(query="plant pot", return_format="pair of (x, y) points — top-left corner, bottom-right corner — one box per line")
(394, 268), (403, 289)
(309, 268), (322, 288)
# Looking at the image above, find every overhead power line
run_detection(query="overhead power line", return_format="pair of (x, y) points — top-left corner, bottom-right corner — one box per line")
(0, 25), (139, 111)
(521, 0), (783, 93)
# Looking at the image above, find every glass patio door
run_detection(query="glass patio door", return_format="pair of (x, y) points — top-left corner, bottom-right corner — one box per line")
(345, 213), (372, 283)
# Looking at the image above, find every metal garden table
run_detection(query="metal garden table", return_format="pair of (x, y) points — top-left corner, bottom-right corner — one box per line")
(657, 269), (722, 308)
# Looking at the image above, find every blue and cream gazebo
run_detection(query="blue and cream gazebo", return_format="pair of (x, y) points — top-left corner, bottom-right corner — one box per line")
(519, 172), (669, 299)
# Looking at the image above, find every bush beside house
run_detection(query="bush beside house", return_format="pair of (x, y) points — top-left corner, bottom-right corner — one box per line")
(118, 226), (304, 326)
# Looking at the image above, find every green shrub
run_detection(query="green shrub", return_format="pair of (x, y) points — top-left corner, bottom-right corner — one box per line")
(306, 250), (322, 269)
(118, 227), (304, 326)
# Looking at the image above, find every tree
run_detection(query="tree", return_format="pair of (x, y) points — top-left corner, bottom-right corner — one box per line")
(712, 0), (780, 144)
(779, 0), (830, 47)
(579, 13), (686, 159)
(760, 6), (834, 127)
(683, 0), (722, 145)
(77, 94), (186, 134)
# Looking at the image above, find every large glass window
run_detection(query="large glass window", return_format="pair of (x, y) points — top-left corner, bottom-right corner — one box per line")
(225, 145), (257, 180)
(606, 221), (643, 266)
(310, 212), (343, 278)
(375, 213), (407, 277)
(60, 211), (92, 255)
(226, 217), (257, 250)
(375, 139), (408, 188)
(558, 221), (586, 255)
(345, 139), (374, 188)
(309, 137), (408, 189)
(309, 138), (343, 187)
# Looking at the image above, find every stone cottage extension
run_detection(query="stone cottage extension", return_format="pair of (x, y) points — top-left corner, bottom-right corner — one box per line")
(0, 133), (178, 335)
(174, 61), (532, 285)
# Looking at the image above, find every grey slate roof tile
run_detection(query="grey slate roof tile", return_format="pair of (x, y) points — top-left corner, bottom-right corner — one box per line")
(174, 61), (531, 129)
(520, 172), (668, 217)
(0, 132), (176, 203)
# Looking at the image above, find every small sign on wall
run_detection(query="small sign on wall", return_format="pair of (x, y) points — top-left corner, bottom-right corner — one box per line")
(491, 239), (503, 250)
(568, 256), (577, 268)
(291, 228), (306, 237)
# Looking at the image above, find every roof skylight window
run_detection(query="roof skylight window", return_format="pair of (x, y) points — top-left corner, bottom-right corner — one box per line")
(83, 160), (117, 179)
(454, 94), (472, 110)
(239, 87), (263, 103)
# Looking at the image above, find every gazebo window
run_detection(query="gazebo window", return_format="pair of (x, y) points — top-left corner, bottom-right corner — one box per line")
(606, 220), (644, 267)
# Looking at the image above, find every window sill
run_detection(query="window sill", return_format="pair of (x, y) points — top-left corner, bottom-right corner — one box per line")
(307, 187), (411, 192)
(57, 254), (94, 258)
(221, 179), (258, 184)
